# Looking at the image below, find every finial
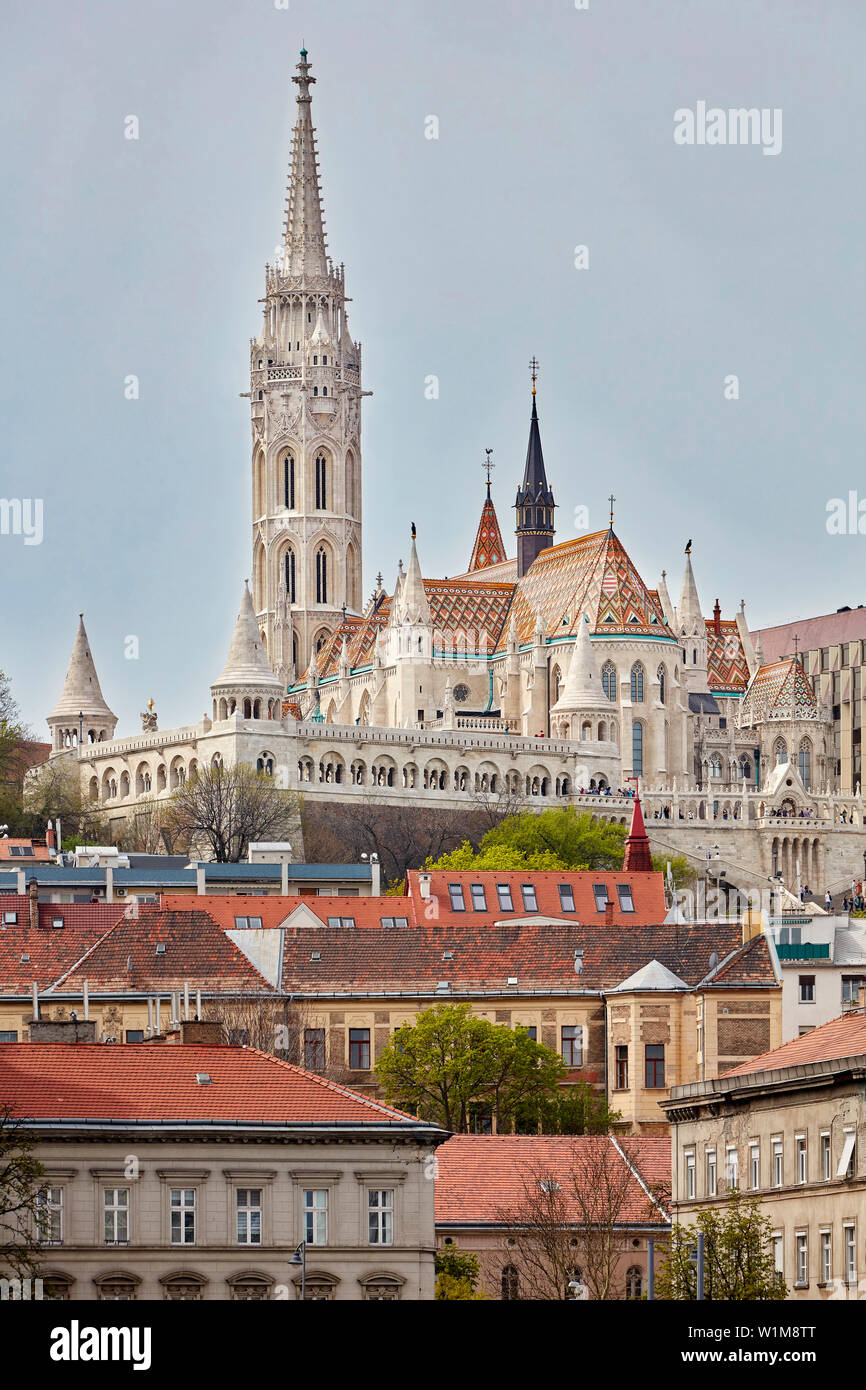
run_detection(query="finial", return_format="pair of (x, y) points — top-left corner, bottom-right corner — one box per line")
(793, 633), (799, 659)
(483, 448), (495, 491)
(411, 521), (416, 539)
(376, 571), (383, 589)
(528, 356), (539, 396)
(608, 494), (615, 529)
(685, 538), (692, 555)
(148, 697), (154, 712)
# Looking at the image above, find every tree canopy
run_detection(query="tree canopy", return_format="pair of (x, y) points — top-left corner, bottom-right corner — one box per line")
(425, 806), (628, 873)
(375, 1004), (566, 1133)
(654, 1191), (787, 1301)
(434, 1245), (486, 1300)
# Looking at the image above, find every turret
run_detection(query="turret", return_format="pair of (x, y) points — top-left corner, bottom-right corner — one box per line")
(211, 583), (284, 723)
(47, 615), (117, 754)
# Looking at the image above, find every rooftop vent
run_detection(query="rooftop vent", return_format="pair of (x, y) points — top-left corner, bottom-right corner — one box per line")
(20, 953), (30, 962)
(435, 981), (450, 993)
(310, 951), (321, 962)
(52, 916), (64, 929)
(442, 950), (454, 960)
(507, 976), (518, 987)
(3, 912), (17, 925)
(155, 944), (166, 955)
(539, 1179), (561, 1194)
(195, 1073), (212, 1085)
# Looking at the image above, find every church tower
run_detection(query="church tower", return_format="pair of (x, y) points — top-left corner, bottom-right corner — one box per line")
(250, 50), (365, 685)
(514, 360), (555, 578)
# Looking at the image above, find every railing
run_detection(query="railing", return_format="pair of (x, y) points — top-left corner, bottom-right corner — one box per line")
(775, 942), (831, 960)
(291, 721), (579, 756)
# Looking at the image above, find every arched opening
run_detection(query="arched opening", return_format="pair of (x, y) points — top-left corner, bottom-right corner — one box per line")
(602, 661), (617, 702)
(315, 452), (327, 510)
(284, 547), (297, 603)
(316, 545), (329, 604)
(630, 663), (645, 702)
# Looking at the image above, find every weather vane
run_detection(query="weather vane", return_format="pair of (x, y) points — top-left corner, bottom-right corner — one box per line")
(483, 448), (495, 487)
(529, 356), (539, 395)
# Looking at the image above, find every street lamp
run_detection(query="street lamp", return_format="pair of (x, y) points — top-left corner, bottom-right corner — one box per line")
(289, 1240), (306, 1301)
(77, 710), (84, 746)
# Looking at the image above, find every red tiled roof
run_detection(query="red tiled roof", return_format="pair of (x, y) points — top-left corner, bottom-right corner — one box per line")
(0, 1043), (430, 1125)
(434, 1134), (670, 1225)
(275, 921), (777, 995)
(706, 618), (749, 693)
(407, 869), (667, 927)
(0, 839), (52, 861)
(724, 1009), (866, 1077)
(468, 490), (508, 572)
(0, 900), (136, 992)
(49, 909), (274, 994)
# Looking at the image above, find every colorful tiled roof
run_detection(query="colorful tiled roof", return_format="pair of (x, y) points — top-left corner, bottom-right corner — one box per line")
(468, 488), (508, 572)
(0, 1043), (432, 1125)
(706, 619), (750, 692)
(434, 1134), (670, 1225)
(739, 656), (819, 726)
(723, 1008), (866, 1077)
(47, 909), (275, 995)
(497, 529), (669, 651)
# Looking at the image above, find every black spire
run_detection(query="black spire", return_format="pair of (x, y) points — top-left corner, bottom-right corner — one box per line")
(514, 360), (555, 577)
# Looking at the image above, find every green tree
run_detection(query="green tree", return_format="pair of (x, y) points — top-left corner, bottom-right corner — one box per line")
(375, 1004), (565, 1133)
(424, 841), (571, 872)
(654, 1191), (788, 1301)
(435, 1245), (486, 1300)
(0, 1104), (46, 1280)
(0, 670), (27, 783)
(445, 807), (628, 871)
(651, 853), (697, 891)
(515, 1079), (621, 1135)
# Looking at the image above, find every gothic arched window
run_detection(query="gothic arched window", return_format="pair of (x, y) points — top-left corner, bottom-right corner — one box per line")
(602, 662), (617, 702)
(632, 721), (643, 775)
(630, 663), (645, 703)
(284, 455), (295, 509)
(315, 454), (327, 509)
(657, 664), (666, 705)
(709, 754), (722, 778)
(798, 738), (812, 789)
(316, 546), (328, 604)
(774, 738), (788, 766)
(739, 754), (752, 780)
(285, 549), (296, 603)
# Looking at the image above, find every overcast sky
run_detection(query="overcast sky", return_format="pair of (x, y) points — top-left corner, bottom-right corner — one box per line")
(3, 0), (865, 736)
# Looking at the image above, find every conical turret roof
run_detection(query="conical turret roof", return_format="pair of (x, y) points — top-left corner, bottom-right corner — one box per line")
(677, 546), (703, 634)
(48, 615), (117, 724)
(554, 613), (609, 711)
(393, 526), (431, 625)
(468, 484), (507, 571)
(214, 583), (283, 690)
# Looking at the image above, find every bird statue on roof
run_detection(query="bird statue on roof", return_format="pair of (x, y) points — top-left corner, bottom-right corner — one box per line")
(685, 539), (692, 554)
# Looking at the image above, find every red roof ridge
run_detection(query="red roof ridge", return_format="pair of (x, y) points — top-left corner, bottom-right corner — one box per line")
(239, 1045), (431, 1123)
(44, 913), (130, 992)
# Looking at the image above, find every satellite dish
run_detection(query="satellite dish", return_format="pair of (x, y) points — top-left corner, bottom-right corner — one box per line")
(709, 951), (719, 971)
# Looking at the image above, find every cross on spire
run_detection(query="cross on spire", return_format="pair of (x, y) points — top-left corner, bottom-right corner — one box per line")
(792, 633), (800, 659)
(529, 356), (539, 395)
(608, 494), (616, 528)
(483, 448), (495, 490)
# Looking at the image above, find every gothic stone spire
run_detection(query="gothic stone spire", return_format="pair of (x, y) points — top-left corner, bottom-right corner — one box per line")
(515, 363), (555, 578)
(281, 49), (329, 279)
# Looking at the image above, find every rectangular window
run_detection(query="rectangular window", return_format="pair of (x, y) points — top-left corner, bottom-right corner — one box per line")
(845, 1225), (856, 1285)
(448, 884), (465, 912)
(615, 1045), (628, 1090)
(368, 1189), (394, 1246)
(524, 1025), (537, 1041)
(0, 1030), (18, 1042)
(561, 1025), (582, 1067)
(645, 1044), (665, 1089)
(842, 975), (865, 1006)
(616, 884), (635, 913)
(170, 1189), (196, 1245)
(124, 1030), (144, 1043)
(592, 883), (609, 912)
(706, 1150), (717, 1197)
(496, 884), (513, 912)
(772, 1139), (784, 1188)
(799, 974), (815, 1003)
(726, 1146), (738, 1191)
(685, 1151), (696, 1200)
(820, 1230), (832, 1285)
(103, 1188), (129, 1244)
(796, 1136), (807, 1185)
(837, 1129), (856, 1178)
(821, 1132), (831, 1181)
(521, 884), (538, 912)
(349, 1028), (370, 1069)
(304, 1189), (328, 1246)
(558, 884), (575, 913)
(304, 1028), (325, 1070)
(796, 1232), (808, 1287)
(236, 1189), (262, 1245)
(326, 916), (355, 928)
(38, 1187), (63, 1244)
(749, 1142), (760, 1191)
(470, 883), (487, 912)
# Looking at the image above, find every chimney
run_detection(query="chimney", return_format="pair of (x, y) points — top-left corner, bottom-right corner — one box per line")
(281, 860), (289, 896)
(46, 823), (55, 856)
(371, 855), (381, 895)
(105, 863), (114, 903)
(196, 863), (206, 896)
(28, 1017), (97, 1043)
(16, 868), (25, 895)
(28, 878), (39, 931)
(180, 1019), (223, 1045)
(713, 598), (721, 636)
(605, 898), (614, 926)
(418, 872), (432, 901)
